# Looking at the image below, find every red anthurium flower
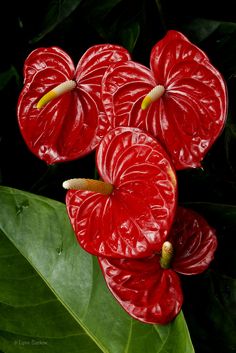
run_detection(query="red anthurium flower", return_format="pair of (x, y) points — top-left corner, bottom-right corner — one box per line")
(102, 30), (227, 170)
(17, 45), (130, 164)
(98, 207), (217, 324)
(99, 252), (183, 325)
(169, 207), (217, 275)
(63, 127), (177, 258)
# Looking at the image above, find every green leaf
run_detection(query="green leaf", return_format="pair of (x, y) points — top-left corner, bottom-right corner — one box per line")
(0, 230), (101, 353)
(0, 66), (19, 90)
(224, 113), (236, 178)
(184, 202), (236, 229)
(0, 186), (194, 353)
(30, 0), (82, 43)
(82, 0), (142, 53)
(81, 0), (123, 21)
(183, 201), (236, 277)
(180, 202), (236, 353)
(182, 271), (236, 353)
(182, 18), (236, 77)
(181, 18), (221, 43)
(118, 21), (140, 52)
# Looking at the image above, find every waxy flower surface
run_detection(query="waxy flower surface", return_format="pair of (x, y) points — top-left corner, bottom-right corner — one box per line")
(99, 207), (217, 324)
(64, 127), (177, 258)
(17, 31), (223, 327)
(102, 30), (227, 169)
(17, 45), (130, 164)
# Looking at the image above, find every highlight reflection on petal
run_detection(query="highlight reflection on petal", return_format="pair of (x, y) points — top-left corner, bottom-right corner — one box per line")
(66, 127), (177, 258)
(98, 255), (183, 324)
(169, 207), (217, 275)
(18, 45), (130, 164)
(101, 30), (227, 169)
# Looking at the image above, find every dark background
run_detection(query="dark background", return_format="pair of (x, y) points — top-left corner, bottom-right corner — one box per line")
(0, 1), (235, 352)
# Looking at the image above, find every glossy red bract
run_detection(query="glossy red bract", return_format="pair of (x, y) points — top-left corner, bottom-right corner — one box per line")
(66, 127), (177, 258)
(98, 255), (183, 325)
(102, 30), (227, 170)
(98, 207), (217, 324)
(17, 45), (130, 164)
(169, 207), (217, 275)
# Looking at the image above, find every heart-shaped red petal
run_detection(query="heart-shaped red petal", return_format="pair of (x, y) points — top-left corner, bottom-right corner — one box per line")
(101, 30), (227, 169)
(17, 45), (130, 164)
(102, 61), (155, 130)
(22, 47), (75, 84)
(169, 207), (217, 275)
(150, 30), (209, 84)
(66, 127), (177, 258)
(98, 255), (183, 324)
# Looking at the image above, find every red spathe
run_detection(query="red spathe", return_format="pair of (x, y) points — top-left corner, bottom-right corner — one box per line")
(17, 45), (130, 164)
(66, 127), (177, 258)
(98, 207), (217, 324)
(102, 30), (227, 169)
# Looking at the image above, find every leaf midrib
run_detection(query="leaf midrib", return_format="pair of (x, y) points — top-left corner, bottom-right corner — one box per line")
(0, 187), (107, 353)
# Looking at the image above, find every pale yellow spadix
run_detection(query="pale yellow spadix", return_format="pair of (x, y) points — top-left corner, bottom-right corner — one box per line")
(167, 166), (177, 188)
(36, 80), (76, 109)
(141, 84), (165, 110)
(160, 241), (174, 269)
(62, 178), (113, 195)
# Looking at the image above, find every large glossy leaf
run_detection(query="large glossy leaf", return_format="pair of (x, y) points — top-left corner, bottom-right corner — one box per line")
(184, 202), (236, 277)
(181, 202), (236, 353)
(0, 230), (101, 353)
(30, 0), (82, 43)
(182, 18), (236, 77)
(82, 0), (141, 53)
(0, 186), (194, 353)
(118, 21), (140, 52)
(81, 0), (123, 21)
(224, 113), (236, 177)
(0, 66), (19, 90)
(182, 271), (236, 353)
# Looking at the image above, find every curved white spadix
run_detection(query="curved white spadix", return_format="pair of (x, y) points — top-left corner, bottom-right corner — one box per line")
(63, 178), (113, 195)
(36, 80), (76, 109)
(141, 85), (165, 110)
